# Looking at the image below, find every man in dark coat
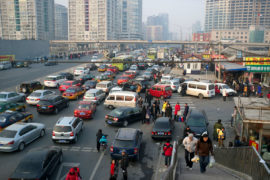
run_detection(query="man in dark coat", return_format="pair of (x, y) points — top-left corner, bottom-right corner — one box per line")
(183, 103), (189, 121)
(151, 103), (158, 121)
(96, 129), (103, 152)
(120, 151), (129, 180)
(165, 104), (173, 119)
(183, 126), (193, 138)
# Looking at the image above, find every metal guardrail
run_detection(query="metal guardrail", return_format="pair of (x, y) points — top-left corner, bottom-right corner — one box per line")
(214, 146), (270, 180)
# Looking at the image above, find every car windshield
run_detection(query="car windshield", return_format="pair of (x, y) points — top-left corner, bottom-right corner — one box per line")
(85, 81), (95, 85)
(120, 76), (129, 80)
(85, 93), (95, 97)
(114, 140), (134, 148)
(76, 67), (84, 70)
(109, 109), (124, 117)
(66, 88), (76, 93)
(30, 92), (42, 97)
(45, 77), (56, 81)
(62, 82), (72, 86)
(222, 85), (230, 89)
(144, 72), (151, 75)
(78, 104), (91, 109)
(154, 121), (170, 129)
(187, 116), (206, 127)
(54, 126), (72, 132)
(96, 84), (106, 88)
(0, 130), (17, 138)
(0, 94), (7, 99)
(100, 65), (106, 68)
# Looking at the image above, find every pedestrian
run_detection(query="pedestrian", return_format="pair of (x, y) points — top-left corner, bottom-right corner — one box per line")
(141, 105), (146, 124)
(120, 151), (129, 180)
(234, 135), (241, 147)
(136, 84), (142, 96)
(183, 126), (193, 138)
(145, 106), (151, 124)
(257, 84), (262, 97)
(217, 127), (225, 147)
(231, 106), (237, 127)
(165, 103), (172, 119)
(241, 137), (249, 146)
(162, 101), (167, 116)
(151, 103), (158, 122)
(174, 102), (181, 121)
(110, 160), (117, 180)
(213, 119), (223, 141)
(146, 93), (152, 107)
(181, 83), (187, 96)
(267, 91), (270, 99)
(66, 167), (81, 180)
(183, 133), (198, 170)
(163, 140), (173, 167)
(138, 96), (143, 108)
(243, 84), (247, 97)
(195, 132), (214, 174)
(96, 129), (103, 152)
(154, 98), (161, 115)
(183, 103), (189, 121)
(235, 83), (240, 95)
(222, 89), (227, 101)
(145, 89), (149, 102)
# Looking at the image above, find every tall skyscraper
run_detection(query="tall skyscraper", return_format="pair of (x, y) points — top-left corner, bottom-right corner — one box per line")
(0, 0), (55, 40)
(147, 13), (169, 40)
(55, 4), (68, 40)
(117, 0), (143, 40)
(205, 0), (270, 32)
(69, 0), (117, 41)
(192, 21), (202, 34)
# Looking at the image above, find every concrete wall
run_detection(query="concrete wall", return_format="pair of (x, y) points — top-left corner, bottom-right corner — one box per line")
(0, 40), (49, 60)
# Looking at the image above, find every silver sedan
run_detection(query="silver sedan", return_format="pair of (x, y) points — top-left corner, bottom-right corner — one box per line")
(0, 92), (26, 103)
(0, 122), (45, 152)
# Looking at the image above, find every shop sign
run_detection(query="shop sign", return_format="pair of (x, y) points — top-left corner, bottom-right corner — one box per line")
(0, 55), (15, 61)
(246, 65), (270, 72)
(202, 54), (210, 60)
(211, 54), (226, 59)
(245, 57), (270, 66)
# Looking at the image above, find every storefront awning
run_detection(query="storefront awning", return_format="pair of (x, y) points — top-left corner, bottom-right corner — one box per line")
(221, 62), (247, 71)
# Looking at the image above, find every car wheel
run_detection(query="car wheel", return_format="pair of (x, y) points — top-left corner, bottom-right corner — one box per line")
(108, 105), (114, 110)
(40, 129), (45, 137)
(54, 108), (59, 114)
(123, 120), (128, 127)
(18, 142), (25, 151)
(198, 94), (204, 99)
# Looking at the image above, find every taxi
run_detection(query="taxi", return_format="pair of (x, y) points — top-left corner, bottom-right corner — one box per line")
(74, 101), (97, 119)
(98, 65), (108, 72)
(62, 86), (86, 100)
(0, 111), (33, 130)
(0, 102), (26, 114)
(117, 76), (130, 85)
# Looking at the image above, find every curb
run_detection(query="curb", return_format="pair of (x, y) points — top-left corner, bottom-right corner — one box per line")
(215, 163), (253, 180)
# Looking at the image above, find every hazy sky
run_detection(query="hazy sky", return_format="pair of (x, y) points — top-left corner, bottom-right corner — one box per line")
(55, 0), (205, 36)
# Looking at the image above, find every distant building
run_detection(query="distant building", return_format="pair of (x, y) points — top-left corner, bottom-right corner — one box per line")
(210, 29), (249, 43)
(0, 0), (55, 40)
(147, 14), (169, 40)
(146, 26), (163, 41)
(55, 4), (68, 40)
(192, 21), (202, 34)
(192, 32), (210, 42)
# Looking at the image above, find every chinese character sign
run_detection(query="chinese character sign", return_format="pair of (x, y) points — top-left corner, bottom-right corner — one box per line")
(245, 57), (270, 66)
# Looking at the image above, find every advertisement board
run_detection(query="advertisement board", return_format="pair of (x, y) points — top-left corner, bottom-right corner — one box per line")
(0, 55), (15, 61)
(245, 57), (270, 66)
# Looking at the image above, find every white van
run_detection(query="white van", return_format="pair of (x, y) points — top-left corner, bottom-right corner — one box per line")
(104, 91), (138, 109)
(96, 81), (113, 93)
(183, 81), (215, 99)
(215, 83), (236, 96)
(0, 61), (12, 70)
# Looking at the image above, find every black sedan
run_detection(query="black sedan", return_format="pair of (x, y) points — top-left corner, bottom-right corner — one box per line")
(9, 147), (62, 180)
(152, 117), (174, 140)
(77, 74), (95, 84)
(82, 80), (97, 90)
(105, 107), (143, 127)
(59, 72), (74, 80)
(137, 63), (148, 70)
(37, 95), (69, 114)
(185, 109), (209, 138)
(44, 60), (57, 66)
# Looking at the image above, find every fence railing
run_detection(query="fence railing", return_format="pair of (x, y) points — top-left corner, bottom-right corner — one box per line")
(214, 146), (270, 180)
(161, 140), (179, 180)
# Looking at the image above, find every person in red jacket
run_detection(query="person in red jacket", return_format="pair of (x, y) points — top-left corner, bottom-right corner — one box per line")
(66, 168), (80, 180)
(174, 102), (181, 121)
(110, 160), (117, 180)
(267, 91), (270, 99)
(163, 140), (173, 167)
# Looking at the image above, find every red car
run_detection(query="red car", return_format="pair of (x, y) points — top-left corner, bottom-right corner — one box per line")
(117, 76), (130, 85)
(107, 66), (119, 74)
(123, 71), (136, 79)
(59, 80), (81, 92)
(148, 85), (172, 99)
(74, 101), (96, 119)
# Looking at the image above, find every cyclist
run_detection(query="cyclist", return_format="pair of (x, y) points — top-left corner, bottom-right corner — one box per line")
(99, 135), (108, 149)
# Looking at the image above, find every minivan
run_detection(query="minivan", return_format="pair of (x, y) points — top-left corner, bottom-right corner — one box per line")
(104, 91), (138, 109)
(96, 81), (113, 93)
(0, 61), (12, 70)
(83, 89), (106, 104)
(181, 81), (215, 99)
(148, 85), (172, 99)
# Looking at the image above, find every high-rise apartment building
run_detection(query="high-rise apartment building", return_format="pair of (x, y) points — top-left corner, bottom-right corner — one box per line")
(117, 0), (143, 40)
(146, 26), (163, 40)
(69, 0), (117, 40)
(55, 4), (68, 40)
(205, 0), (270, 32)
(147, 13), (169, 40)
(0, 0), (55, 40)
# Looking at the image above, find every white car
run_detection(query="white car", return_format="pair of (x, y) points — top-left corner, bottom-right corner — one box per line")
(161, 75), (173, 82)
(0, 92), (25, 103)
(44, 75), (66, 88)
(215, 83), (237, 96)
(130, 65), (138, 71)
(110, 86), (123, 93)
(74, 67), (89, 76)
(26, 90), (55, 105)
(157, 80), (179, 92)
(152, 65), (160, 71)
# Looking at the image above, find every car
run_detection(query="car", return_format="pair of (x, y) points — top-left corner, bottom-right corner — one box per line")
(9, 147), (62, 179)
(0, 92), (26, 103)
(58, 72), (74, 80)
(85, 64), (97, 71)
(0, 111), (33, 129)
(96, 81), (114, 93)
(129, 65), (138, 71)
(77, 74), (95, 84)
(44, 75), (66, 88)
(137, 63), (148, 70)
(95, 74), (112, 83)
(19, 81), (43, 94)
(148, 85), (172, 99)
(74, 67), (90, 76)
(142, 71), (152, 80)
(152, 117), (174, 140)
(110, 86), (123, 93)
(104, 71), (115, 79)
(52, 117), (83, 143)
(82, 80), (97, 90)
(123, 71), (136, 79)
(0, 102), (26, 113)
(105, 107), (143, 127)
(157, 80), (179, 92)
(215, 83), (237, 96)
(0, 122), (45, 152)
(173, 77), (185, 84)
(37, 95), (69, 114)
(107, 66), (119, 73)
(44, 60), (58, 66)
(185, 109), (209, 138)
(15, 62), (28, 68)
(83, 89), (106, 104)
(133, 79), (151, 92)
(110, 128), (142, 161)
(74, 101), (96, 119)
(161, 75), (173, 82)
(117, 76), (130, 85)
(98, 65), (108, 72)
(62, 86), (85, 100)
(122, 82), (137, 92)
(152, 64), (161, 71)
(26, 90), (55, 105)
(0, 61), (12, 70)
(59, 80), (81, 92)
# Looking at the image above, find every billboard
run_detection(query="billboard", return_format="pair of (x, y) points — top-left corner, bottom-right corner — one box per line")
(245, 57), (270, 66)
(0, 55), (15, 61)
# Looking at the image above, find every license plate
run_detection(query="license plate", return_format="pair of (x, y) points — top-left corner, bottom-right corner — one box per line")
(42, 106), (47, 109)
(80, 112), (85, 115)
(58, 140), (66, 143)
(158, 132), (164, 135)
(107, 121), (112, 124)
(0, 144), (3, 146)
(31, 99), (34, 101)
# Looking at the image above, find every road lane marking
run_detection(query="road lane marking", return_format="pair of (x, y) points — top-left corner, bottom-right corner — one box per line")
(89, 152), (105, 180)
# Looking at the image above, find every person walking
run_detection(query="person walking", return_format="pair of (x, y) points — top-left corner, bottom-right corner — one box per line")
(213, 119), (223, 141)
(257, 84), (262, 97)
(154, 98), (161, 115)
(222, 89), (227, 101)
(183, 126), (193, 138)
(138, 96), (143, 108)
(234, 135), (241, 147)
(217, 127), (225, 147)
(162, 101), (168, 116)
(145, 90), (149, 102)
(141, 105), (146, 124)
(174, 102), (181, 121)
(165, 103), (172, 120)
(231, 106), (237, 127)
(195, 132), (214, 174)
(183, 134), (198, 170)
(183, 103), (189, 121)
(146, 93), (152, 107)
(163, 140), (173, 167)
(110, 160), (117, 180)
(145, 106), (151, 124)
(120, 151), (129, 180)
(96, 129), (103, 152)
(151, 103), (158, 122)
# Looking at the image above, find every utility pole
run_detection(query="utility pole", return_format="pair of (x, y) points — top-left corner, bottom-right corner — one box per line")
(218, 41), (221, 80)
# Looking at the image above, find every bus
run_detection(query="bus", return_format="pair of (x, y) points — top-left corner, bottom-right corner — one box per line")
(147, 48), (157, 60)
(112, 55), (133, 71)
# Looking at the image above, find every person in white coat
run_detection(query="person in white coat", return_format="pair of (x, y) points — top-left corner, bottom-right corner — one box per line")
(182, 133), (198, 170)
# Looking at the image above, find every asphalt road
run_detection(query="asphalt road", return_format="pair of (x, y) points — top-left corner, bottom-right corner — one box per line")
(0, 63), (236, 180)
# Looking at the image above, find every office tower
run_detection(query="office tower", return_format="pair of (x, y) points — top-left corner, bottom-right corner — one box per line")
(146, 26), (163, 40)
(147, 13), (169, 40)
(55, 4), (68, 40)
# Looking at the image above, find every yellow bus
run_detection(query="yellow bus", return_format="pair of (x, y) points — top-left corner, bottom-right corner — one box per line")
(112, 55), (133, 71)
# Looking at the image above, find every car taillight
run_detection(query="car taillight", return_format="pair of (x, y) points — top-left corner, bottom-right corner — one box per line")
(113, 117), (118, 121)
(48, 105), (54, 108)
(134, 148), (138, 154)
(94, 97), (97, 100)
(172, 86), (176, 88)
(134, 97), (136, 102)
(74, 110), (78, 114)
(26, 97), (29, 100)
(52, 131), (55, 136)
(152, 131), (155, 135)
(36, 98), (40, 101)
(37, 104), (40, 107)
(110, 146), (113, 152)
(89, 110), (92, 114)
(8, 141), (14, 145)
(105, 115), (108, 119)
(164, 132), (167, 135)
(168, 131), (171, 135)
(70, 132), (74, 136)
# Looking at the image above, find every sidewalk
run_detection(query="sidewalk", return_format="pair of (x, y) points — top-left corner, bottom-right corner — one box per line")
(170, 68), (217, 82)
